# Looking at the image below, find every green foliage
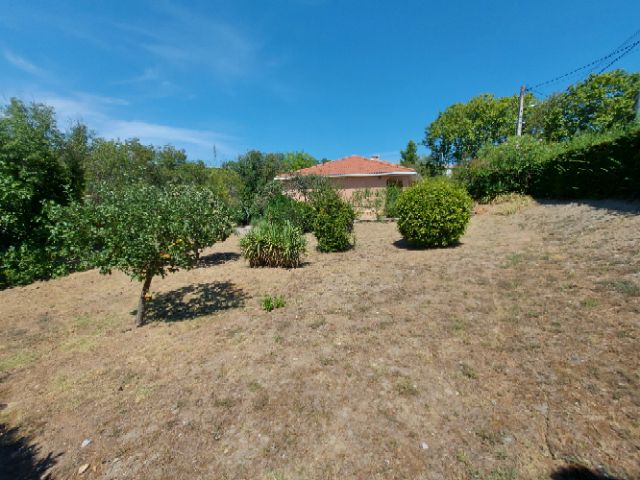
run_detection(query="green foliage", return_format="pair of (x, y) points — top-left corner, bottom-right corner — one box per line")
(531, 127), (640, 198)
(425, 93), (525, 163)
(456, 127), (640, 200)
(282, 151), (317, 172)
(224, 150), (286, 224)
(263, 193), (316, 233)
(0, 99), (90, 288)
(350, 188), (384, 218)
(261, 294), (286, 312)
(384, 184), (402, 217)
(423, 70), (640, 166)
(310, 187), (356, 252)
(400, 140), (420, 166)
(65, 184), (232, 279)
(57, 184), (233, 325)
(454, 135), (555, 201)
(286, 174), (331, 201)
(239, 220), (306, 268)
(395, 178), (472, 247)
(530, 70), (640, 141)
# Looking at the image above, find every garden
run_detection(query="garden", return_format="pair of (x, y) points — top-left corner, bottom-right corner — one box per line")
(1, 69), (640, 479)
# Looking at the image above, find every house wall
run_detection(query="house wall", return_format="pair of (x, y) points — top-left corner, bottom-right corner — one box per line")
(281, 175), (417, 200)
(327, 175), (415, 200)
(280, 174), (417, 219)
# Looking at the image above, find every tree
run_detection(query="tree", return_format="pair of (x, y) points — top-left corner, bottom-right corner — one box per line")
(400, 140), (446, 177)
(61, 184), (233, 326)
(424, 93), (533, 164)
(282, 151), (317, 172)
(223, 150), (287, 223)
(0, 99), (68, 247)
(400, 140), (420, 166)
(530, 70), (640, 141)
(0, 99), (95, 287)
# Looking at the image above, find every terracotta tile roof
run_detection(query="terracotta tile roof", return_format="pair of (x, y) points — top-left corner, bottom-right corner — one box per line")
(277, 155), (417, 178)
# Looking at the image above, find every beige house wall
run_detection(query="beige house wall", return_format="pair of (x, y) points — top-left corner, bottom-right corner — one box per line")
(281, 174), (417, 199)
(280, 174), (418, 219)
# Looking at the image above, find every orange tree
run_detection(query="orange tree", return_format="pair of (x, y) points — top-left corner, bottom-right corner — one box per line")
(55, 184), (233, 326)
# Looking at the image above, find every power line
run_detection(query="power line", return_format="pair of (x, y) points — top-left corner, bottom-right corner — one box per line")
(597, 40), (640, 73)
(529, 28), (640, 91)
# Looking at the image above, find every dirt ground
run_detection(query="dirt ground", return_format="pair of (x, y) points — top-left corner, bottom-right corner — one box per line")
(1, 198), (639, 480)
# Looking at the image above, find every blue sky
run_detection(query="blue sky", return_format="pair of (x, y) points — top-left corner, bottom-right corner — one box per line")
(1, 0), (639, 164)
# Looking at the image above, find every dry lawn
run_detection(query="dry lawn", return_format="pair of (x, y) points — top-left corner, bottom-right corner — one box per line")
(1, 199), (639, 480)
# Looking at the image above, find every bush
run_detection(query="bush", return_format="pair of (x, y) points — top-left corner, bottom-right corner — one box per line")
(240, 220), (306, 268)
(263, 193), (316, 233)
(455, 127), (640, 200)
(395, 178), (472, 247)
(532, 127), (640, 198)
(384, 184), (402, 217)
(310, 188), (356, 252)
(454, 135), (554, 201)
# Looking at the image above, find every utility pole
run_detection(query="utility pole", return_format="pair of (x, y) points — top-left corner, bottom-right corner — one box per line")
(516, 85), (526, 136)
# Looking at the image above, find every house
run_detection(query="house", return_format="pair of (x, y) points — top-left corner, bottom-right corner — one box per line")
(274, 154), (418, 202)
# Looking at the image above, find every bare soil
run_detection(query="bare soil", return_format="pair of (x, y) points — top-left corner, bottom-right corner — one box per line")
(1, 199), (639, 480)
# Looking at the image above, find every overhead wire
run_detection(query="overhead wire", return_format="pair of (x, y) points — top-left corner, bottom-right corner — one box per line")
(527, 28), (640, 97)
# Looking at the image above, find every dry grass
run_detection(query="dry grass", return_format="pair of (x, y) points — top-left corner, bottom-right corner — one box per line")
(1, 198), (639, 479)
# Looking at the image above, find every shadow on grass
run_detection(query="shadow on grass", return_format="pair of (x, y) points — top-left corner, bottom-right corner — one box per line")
(0, 423), (60, 480)
(197, 252), (241, 268)
(392, 238), (463, 250)
(145, 281), (247, 323)
(536, 198), (640, 216)
(550, 465), (623, 480)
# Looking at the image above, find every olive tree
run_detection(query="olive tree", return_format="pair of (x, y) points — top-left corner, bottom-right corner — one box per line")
(60, 184), (233, 326)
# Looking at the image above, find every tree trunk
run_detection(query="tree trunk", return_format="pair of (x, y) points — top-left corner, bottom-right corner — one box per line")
(135, 272), (154, 327)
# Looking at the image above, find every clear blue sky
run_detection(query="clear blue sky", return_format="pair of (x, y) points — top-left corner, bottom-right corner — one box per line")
(1, 0), (638, 164)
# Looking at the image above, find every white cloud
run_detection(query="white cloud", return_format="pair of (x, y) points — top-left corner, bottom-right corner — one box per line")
(3, 49), (46, 77)
(116, 2), (260, 82)
(101, 120), (238, 158)
(8, 89), (239, 162)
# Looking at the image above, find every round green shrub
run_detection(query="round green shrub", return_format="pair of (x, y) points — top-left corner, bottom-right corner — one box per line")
(310, 188), (355, 252)
(395, 178), (472, 247)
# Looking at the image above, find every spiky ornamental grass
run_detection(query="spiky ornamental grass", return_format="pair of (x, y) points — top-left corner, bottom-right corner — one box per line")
(239, 220), (306, 268)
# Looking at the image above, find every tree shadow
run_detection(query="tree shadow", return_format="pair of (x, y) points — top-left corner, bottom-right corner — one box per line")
(197, 252), (241, 268)
(550, 464), (624, 480)
(536, 198), (640, 216)
(0, 423), (60, 480)
(392, 238), (463, 250)
(145, 281), (247, 322)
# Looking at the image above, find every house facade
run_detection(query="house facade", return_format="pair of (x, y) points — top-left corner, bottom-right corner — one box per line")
(275, 155), (419, 219)
(275, 155), (418, 201)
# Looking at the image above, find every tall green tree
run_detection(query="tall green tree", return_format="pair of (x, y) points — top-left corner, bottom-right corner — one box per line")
(282, 151), (317, 172)
(400, 140), (446, 177)
(0, 99), (90, 287)
(424, 93), (525, 164)
(223, 150), (287, 223)
(530, 70), (640, 141)
(400, 140), (419, 166)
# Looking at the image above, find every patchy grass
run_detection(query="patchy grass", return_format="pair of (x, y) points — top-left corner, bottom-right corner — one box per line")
(0, 200), (638, 479)
(597, 279), (640, 297)
(261, 294), (286, 312)
(0, 351), (39, 373)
